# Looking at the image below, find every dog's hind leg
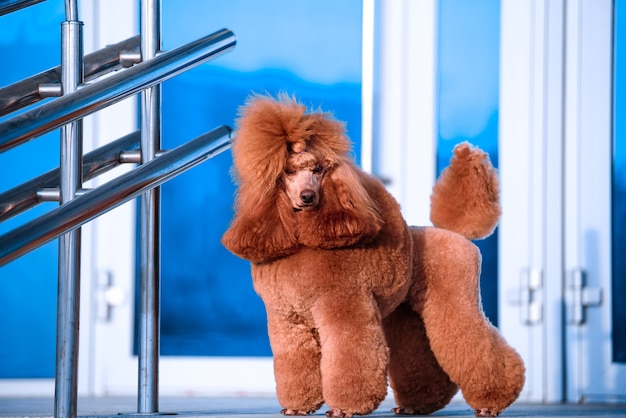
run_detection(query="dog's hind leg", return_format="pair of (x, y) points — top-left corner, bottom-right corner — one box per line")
(383, 303), (458, 415)
(416, 227), (525, 417)
(267, 309), (324, 415)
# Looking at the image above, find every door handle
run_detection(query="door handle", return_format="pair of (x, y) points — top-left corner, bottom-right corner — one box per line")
(507, 268), (543, 325)
(567, 268), (602, 325)
(97, 270), (126, 322)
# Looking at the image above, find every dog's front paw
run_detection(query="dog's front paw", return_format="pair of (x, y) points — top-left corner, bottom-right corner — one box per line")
(325, 408), (354, 418)
(391, 407), (417, 415)
(281, 408), (314, 416)
(280, 408), (314, 416)
(474, 408), (499, 417)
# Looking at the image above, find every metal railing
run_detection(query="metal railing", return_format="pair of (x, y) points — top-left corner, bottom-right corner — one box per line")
(0, 1), (236, 417)
(0, 35), (142, 117)
(0, 125), (232, 265)
(0, 130), (140, 222)
(0, 28), (235, 152)
(0, 0), (45, 16)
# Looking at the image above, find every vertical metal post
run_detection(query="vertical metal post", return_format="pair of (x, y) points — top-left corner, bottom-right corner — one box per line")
(138, 0), (162, 413)
(54, 1), (83, 418)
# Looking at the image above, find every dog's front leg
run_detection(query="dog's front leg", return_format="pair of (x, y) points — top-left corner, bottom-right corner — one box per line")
(312, 294), (389, 417)
(266, 307), (324, 416)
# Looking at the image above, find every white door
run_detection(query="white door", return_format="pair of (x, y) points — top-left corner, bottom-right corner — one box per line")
(563, 0), (626, 402)
(499, 0), (566, 403)
(500, 0), (626, 404)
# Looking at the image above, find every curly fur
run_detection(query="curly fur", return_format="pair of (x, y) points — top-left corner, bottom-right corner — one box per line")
(430, 143), (501, 240)
(222, 94), (525, 418)
(223, 94), (382, 262)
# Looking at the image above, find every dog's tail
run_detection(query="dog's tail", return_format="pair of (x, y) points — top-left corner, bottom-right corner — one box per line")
(429, 142), (501, 240)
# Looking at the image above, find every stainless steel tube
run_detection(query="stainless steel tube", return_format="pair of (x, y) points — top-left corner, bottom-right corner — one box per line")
(64, 0), (77, 21)
(138, 0), (161, 413)
(0, 125), (231, 266)
(55, 11), (83, 418)
(0, 130), (140, 222)
(0, 35), (141, 117)
(0, 0), (45, 16)
(0, 28), (236, 153)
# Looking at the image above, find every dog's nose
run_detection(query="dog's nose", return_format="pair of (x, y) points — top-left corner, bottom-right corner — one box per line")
(300, 190), (316, 204)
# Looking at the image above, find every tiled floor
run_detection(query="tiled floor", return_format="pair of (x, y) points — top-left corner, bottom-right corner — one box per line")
(1, 397), (625, 418)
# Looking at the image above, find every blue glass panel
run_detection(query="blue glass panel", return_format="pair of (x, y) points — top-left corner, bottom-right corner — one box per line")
(0, 1), (64, 378)
(140, 0), (363, 357)
(437, 0), (500, 326)
(613, 0), (626, 363)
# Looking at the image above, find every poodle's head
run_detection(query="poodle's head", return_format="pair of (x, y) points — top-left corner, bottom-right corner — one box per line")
(282, 148), (327, 211)
(221, 94), (383, 263)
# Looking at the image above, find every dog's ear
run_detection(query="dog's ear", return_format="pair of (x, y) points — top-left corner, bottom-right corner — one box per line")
(298, 159), (383, 248)
(222, 184), (298, 264)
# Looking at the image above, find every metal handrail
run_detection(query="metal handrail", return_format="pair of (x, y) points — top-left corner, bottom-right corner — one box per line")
(0, 130), (141, 222)
(0, 35), (141, 117)
(0, 28), (235, 153)
(0, 125), (232, 266)
(0, 0), (44, 16)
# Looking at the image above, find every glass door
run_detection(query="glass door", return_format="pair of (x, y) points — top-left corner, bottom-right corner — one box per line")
(564, 0), (626, 402)
(500, 0), (626, 403)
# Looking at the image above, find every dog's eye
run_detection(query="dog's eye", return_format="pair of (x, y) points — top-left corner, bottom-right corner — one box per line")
(285, 168), (295, 175)
(312, 165), (323, 173)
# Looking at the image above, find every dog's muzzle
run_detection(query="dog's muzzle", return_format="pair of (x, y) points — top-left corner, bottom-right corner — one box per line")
(293, 189), (318, 211)
(300, 190), (316, 205)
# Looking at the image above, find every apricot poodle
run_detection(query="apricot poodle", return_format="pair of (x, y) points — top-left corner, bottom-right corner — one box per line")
(222, 95), (525, 417)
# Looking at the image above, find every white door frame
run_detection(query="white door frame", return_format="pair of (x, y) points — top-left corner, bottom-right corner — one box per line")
(499, 0), (566, 403)
(563, 0), (626, 403)
(501, 0), (626, 404)
(80, 0), (139, 397)
(370, 0), (438, 227)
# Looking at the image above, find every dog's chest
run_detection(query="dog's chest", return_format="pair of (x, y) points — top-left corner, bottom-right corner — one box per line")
(250, 246), (411, 314)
